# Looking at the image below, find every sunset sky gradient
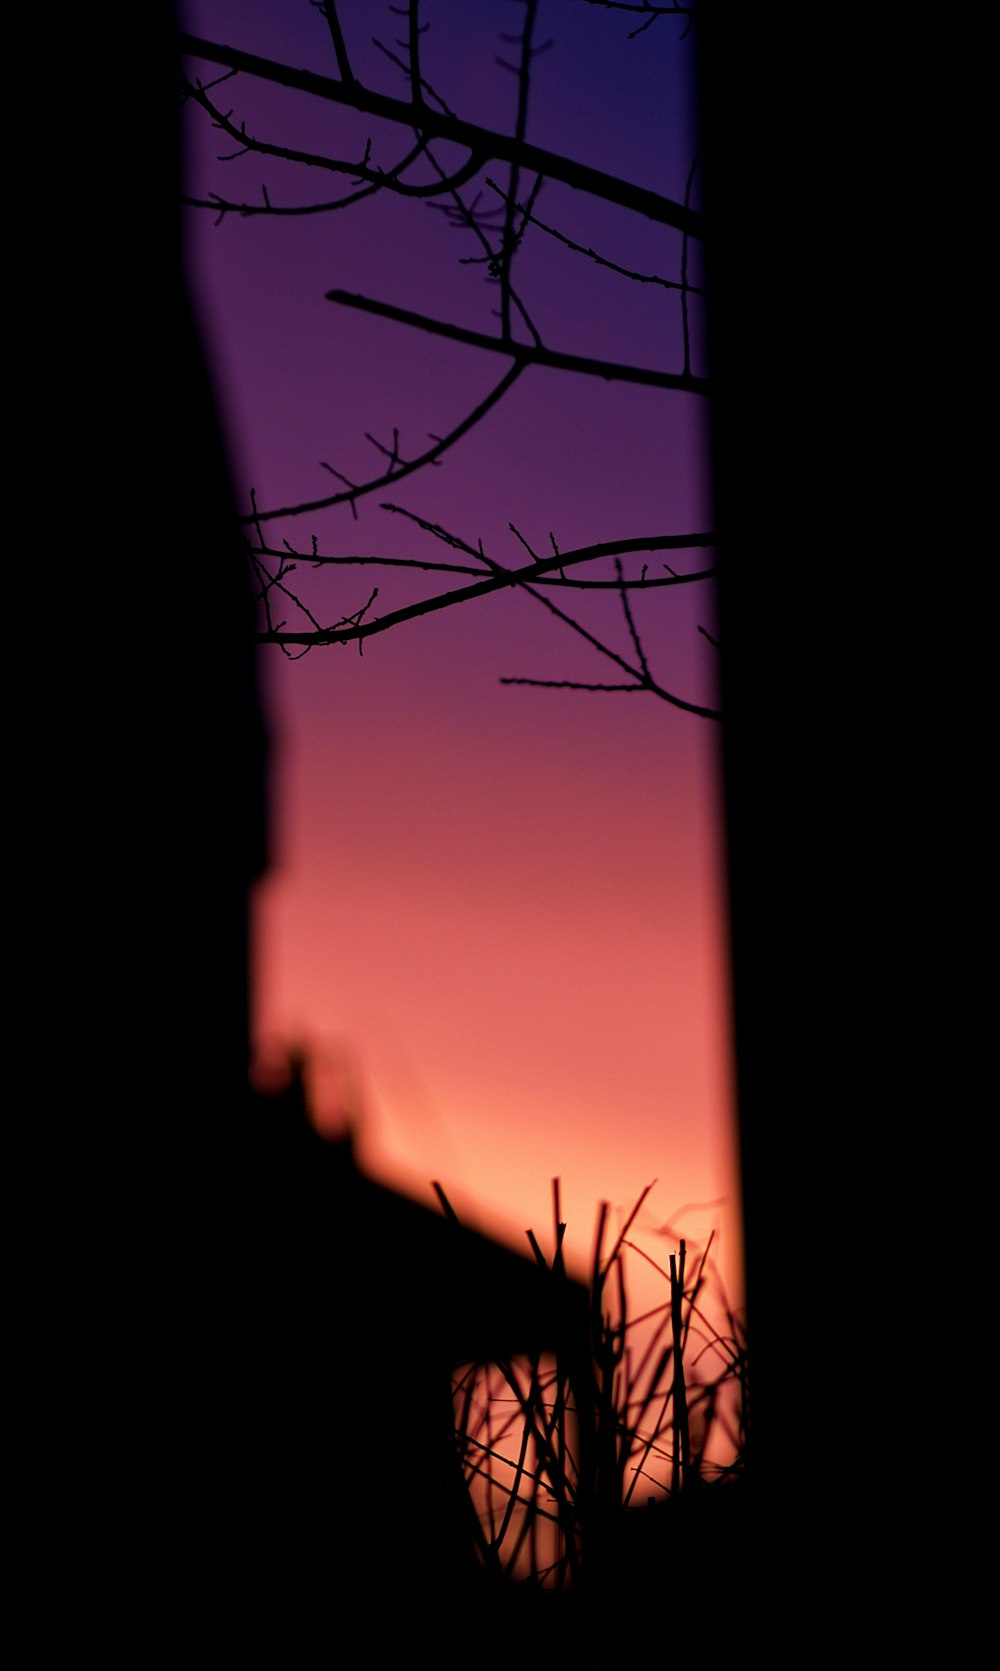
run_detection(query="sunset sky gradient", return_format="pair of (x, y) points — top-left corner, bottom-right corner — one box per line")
(180, 0), (742, 1316)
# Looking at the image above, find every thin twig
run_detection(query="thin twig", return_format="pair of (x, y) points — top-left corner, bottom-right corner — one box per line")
(325, 290), (709, 393)
(497, 0), (539, 341)
(182, 72), (483, 203)
(245, 362), (525, 524)
(315, 0), (355, 84)
(500, 555), (721, 719)
(616, 556), (650, 680)
(485, 177), (707, 295)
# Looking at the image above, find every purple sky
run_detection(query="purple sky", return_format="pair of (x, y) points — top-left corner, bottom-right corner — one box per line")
(180, 1), (741, 1328)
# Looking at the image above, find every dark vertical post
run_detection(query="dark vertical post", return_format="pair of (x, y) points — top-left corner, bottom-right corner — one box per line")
(698, 13), (989, 1617)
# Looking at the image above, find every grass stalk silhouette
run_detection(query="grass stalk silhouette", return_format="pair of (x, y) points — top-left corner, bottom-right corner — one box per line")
(449, 1178), (748, 1593)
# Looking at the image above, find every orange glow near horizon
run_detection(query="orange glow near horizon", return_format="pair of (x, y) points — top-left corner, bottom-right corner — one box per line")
(250, 635), (743, 1324)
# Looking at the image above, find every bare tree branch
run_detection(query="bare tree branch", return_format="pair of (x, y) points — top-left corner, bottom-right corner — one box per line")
(179, 33), (704, 236)
(372, 36), (459, 118)
(484, 177), (706, 295)
(681, 155), (698, 377)
(324, 291), (709, 393)
(256, 530), (716, 689)
(398, 0), (426, 108)
(497, 526), (719, 717)
(412, 120), (544, 347)
(572, 0), (697, 41)
(243, 362), (525, 525)
(616, 557), (651, 680)
(180, 71), (483, 205)
(314, 0), (356, 83)
(184, 184), (381, 221)
(496, 0), (539, 340)
(186, 8), (715, 719)
(252, 530), (715, 591)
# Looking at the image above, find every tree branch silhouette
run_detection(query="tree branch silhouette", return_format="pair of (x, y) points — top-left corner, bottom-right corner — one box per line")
(179, 69), (484, 212)
(254, 530), (714, 642)
(570, 0), (697, 41)
(255, 524), (718, 718)
(180, 33), (704, 235)
(323, 292), (709, 395)
(183, 5), (714, 716)
(484, 177), (706, 296)
(245, 362), (525, 525)
(315, 1), (356, 85)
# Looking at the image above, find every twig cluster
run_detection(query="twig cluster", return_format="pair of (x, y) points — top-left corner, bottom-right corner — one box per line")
(181, 2), (715, 714)
(450, 1178), (747, 1589)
